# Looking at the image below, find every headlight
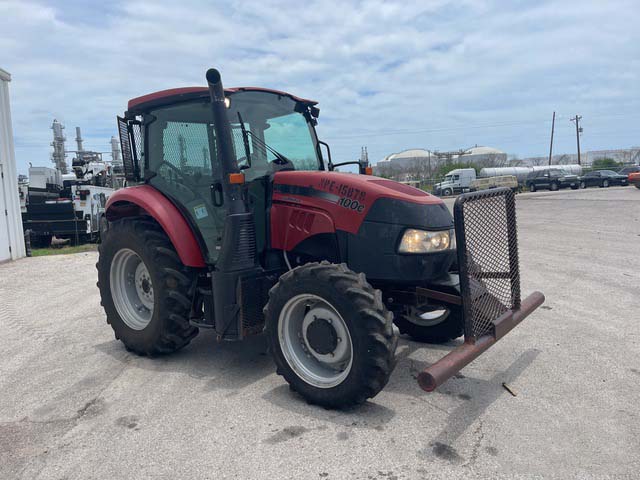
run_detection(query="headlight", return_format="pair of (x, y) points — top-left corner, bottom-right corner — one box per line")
(398, 229), (455, 253)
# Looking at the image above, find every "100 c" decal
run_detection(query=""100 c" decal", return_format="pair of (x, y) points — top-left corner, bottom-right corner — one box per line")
(338, 197), (365, 212)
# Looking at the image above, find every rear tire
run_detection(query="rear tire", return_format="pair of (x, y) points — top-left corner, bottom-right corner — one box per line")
(98, 215), (108, 243)
(602, 179), (610, 188)
(97, 217), (199, 355)
(529, 184), (536, 192)
(265, 262), (397, 408)
(580, 181), (587, 189)
(550, 182), (559, 191)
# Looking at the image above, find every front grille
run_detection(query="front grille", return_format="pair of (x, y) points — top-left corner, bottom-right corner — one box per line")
(231, 217), (257, 269)
(454, 188), (521, 340)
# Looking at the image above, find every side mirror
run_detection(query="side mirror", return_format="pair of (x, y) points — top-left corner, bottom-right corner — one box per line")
(318, 140), (332, 169)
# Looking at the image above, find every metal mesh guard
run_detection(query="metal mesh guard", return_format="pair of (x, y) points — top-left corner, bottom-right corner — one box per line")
(454, 188), (521, 341)
(117, 116), (142, 181)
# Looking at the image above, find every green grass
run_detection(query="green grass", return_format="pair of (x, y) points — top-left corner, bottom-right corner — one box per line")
(31, 244), (98, 257)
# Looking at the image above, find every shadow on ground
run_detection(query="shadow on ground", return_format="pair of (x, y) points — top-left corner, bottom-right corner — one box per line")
(93, 330), (540, 449)
(94, 331), (274, 393)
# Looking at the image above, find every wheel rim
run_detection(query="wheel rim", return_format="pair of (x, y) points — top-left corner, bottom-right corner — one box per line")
(110, 248), (154, 330)
(604, 180), (609, 187)
(406, 306), (450, 327)
(278, 294), (353, 388)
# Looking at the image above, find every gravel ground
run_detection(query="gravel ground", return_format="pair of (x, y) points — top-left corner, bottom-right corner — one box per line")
(1, 186), (638, 479)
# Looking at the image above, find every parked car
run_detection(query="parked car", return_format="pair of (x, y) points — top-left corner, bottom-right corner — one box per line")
(578, 170), (628, 189)
(629, 172), (640, 189)
(525, 168), (579, 192)
(618, 165), (640, 177)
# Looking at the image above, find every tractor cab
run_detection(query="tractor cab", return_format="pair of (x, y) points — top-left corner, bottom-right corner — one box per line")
(120, 86), (325, 264)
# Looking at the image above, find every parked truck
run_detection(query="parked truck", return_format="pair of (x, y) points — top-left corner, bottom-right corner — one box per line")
(22, 163), (114, 245)
(433, 168), (476, 196)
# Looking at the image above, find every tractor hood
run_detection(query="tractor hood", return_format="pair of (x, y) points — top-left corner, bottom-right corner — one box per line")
(272, 171), (452, 235)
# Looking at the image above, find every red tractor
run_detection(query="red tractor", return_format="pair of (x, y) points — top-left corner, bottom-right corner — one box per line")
(98, 68), (544, 408)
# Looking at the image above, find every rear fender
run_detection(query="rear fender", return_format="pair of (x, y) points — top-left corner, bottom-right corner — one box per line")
(105, 185), (206, 267)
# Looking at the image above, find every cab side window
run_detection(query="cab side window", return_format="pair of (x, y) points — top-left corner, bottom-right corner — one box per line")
(146, 101), (224, 263)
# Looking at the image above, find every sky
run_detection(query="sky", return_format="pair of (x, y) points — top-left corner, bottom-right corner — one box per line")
(1, 0), (639, 175)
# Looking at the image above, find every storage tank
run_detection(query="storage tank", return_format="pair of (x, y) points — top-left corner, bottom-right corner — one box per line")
(532, 164), (582, 175)
(479, 167), (532, 183)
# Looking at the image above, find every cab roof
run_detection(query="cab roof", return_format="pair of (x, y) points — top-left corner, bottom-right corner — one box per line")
(127, 86), (318, 114)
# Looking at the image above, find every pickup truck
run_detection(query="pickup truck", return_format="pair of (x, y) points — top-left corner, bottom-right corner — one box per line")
(525, 168), (579, 192)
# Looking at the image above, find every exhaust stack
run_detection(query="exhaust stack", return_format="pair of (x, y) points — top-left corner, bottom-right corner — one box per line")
(206, 68), (243, 214)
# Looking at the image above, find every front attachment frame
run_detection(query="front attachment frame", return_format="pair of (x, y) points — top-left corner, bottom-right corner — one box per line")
(417, 188), (544, 392)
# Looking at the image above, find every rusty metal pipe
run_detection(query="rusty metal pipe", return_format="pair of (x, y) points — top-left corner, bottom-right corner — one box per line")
(417, 291), (545, 392)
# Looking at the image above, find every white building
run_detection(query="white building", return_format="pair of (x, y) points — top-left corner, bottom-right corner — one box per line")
(0, 68), (26, 261)
(461, 145), (508, 165)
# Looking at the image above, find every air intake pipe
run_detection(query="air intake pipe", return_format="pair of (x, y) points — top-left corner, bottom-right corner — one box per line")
(206, 68), (244, 215)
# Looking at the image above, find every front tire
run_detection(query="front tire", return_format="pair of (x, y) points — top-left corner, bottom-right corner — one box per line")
(602, 179), (610, 188)
(394, 303), (463, 344)
(265, 262), (397, 408)
(529, 184), (536, 192)
(580, 181), (587, 189)
(550, 182), (559, 191)
(97, 217), (199, 355)
(442, 188), (453, 196)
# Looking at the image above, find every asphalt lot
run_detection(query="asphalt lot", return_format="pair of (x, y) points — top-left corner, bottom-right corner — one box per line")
(1, 186), (638, 479)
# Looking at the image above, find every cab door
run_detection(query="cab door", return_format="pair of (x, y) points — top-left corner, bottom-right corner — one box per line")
(145, 100), (225, 264)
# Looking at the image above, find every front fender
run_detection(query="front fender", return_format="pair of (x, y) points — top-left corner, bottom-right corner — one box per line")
(270, 203), (335, 251)
(106, 185), (206, 267)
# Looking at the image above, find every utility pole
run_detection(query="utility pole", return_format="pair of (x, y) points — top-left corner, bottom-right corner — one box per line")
(548, 111), (555, 166)
(570, 115), (582, 165)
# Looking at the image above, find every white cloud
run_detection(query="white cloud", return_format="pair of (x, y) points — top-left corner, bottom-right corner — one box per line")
(1, 0), (639, 173)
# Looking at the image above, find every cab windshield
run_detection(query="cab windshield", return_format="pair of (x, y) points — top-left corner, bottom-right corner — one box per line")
(226, 91), (321, 181)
